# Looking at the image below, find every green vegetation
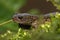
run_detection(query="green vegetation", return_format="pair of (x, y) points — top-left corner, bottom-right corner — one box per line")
(0, 0), (60, 40)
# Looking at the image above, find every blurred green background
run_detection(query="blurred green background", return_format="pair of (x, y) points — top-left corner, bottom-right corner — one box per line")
(0, 0), (60, 40)
(0, 0), (26, 33)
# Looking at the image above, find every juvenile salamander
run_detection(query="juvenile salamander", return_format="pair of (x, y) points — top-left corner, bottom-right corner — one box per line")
(12, 12), (57, 29)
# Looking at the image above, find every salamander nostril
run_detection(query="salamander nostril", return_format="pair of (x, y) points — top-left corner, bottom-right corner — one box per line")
(18, 16), (23, 19)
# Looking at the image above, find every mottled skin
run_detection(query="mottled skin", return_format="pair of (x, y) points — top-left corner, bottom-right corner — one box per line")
(12, 13), (39, 29)
(12, 12), (57, 29)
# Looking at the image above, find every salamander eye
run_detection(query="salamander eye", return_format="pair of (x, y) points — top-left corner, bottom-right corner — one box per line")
(18, 16), (23, 19)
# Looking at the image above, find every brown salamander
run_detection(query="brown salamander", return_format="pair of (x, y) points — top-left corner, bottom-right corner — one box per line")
(12, 12), (58, 29)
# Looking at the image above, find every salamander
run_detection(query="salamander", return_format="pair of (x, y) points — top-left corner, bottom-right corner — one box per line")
(12, 12), (57, 29)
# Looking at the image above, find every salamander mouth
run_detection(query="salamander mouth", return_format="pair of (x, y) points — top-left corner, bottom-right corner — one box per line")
(18, 23), (32, 29)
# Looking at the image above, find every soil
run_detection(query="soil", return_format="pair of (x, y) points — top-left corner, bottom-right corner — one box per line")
(18, 0), (60, 14)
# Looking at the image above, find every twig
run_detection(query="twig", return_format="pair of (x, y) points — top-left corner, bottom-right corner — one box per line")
(0, 19), (12, 26)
